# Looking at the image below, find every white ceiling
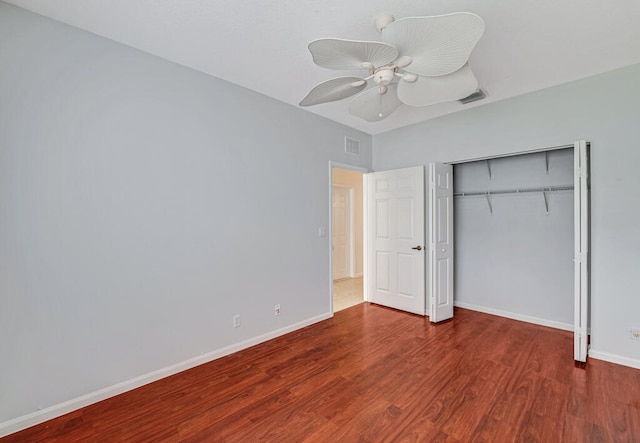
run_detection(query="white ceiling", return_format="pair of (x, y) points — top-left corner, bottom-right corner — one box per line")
(6, 0), (640, 135)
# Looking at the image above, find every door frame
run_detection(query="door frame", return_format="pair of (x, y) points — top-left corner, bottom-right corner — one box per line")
(332, 184), (355, 280)
(329, 162), (370, 315)
(574, 140), (590, 363)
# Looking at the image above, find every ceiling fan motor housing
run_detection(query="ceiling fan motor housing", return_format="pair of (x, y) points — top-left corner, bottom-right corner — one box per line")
(373, 68), (395, 86)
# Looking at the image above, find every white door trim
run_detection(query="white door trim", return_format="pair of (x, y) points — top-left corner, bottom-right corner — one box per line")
(348, 187), (355, 278)
(574, 140), (590, 363)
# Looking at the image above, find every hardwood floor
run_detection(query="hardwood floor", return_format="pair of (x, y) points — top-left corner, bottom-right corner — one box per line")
(3, 305), (639, 442)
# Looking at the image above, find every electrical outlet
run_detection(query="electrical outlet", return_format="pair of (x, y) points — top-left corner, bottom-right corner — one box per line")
(274, 304), (281, 316)
(631, 328), (640, 340)
(233, 315), (241, 328)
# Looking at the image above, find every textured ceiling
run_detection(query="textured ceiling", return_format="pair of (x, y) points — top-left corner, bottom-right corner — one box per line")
(5, 0), (640, 134)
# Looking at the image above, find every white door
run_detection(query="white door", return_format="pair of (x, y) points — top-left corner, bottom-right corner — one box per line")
(428, 162), (454, 322)
(366, 166), (425, 315)
(332, 186), (352, 280)
(574, 140), (590, 362)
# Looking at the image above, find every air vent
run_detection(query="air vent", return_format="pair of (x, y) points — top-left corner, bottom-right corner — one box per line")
(459, 89), (486, 104)
(345, 137), (360, 155)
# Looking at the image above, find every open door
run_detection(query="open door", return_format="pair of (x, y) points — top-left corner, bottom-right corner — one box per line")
(366, 166), (426, 315)
(574, 140), (590, 363)
(428, 162), (454, 322)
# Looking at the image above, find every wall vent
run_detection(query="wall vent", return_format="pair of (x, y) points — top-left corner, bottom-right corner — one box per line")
(459, 89), (487, 105)
(345, 137), (360, 155)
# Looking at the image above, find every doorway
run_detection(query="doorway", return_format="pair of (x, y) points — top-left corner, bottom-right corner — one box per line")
(332, 167), (364, 312)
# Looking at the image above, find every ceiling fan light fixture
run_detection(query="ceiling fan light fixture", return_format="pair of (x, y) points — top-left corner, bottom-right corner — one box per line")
(396, 56), (413, 68)
(402, 73), (418, 83)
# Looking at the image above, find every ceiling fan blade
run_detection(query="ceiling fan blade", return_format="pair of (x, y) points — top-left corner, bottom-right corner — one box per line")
(299, 77), (367, 107)
(308, 38), (398, 70)
(382, 13), (485, 77)
(397, 63), (479, 107)
(349, 84), (402, 122)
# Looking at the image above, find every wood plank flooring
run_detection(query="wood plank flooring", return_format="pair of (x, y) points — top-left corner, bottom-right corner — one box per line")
(3, 305), (640, 442)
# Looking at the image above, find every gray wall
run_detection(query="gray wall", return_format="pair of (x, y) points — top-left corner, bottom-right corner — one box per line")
(454, 150), (574, 327)
(0, 3), (372, 424)
(374, 63), (640, 366)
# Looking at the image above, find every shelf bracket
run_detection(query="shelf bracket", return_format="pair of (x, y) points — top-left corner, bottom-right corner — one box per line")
(486, 159), (492, 180)
(542, 190), (549, 215)
(545, 152), (550, 175)
(485, 192), (493, 215)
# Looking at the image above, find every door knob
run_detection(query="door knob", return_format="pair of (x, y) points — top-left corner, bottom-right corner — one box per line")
(411, 246), (422, 251)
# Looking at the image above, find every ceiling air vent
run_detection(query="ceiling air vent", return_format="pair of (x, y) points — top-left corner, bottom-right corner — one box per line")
(459, 89), (486, 104)
(345, 137), (360, 155)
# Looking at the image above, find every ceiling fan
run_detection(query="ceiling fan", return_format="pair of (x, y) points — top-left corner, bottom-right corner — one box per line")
(299, 12), (485, 122)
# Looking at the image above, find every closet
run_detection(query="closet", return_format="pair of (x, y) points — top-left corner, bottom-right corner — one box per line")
(453, 148), (575, 329)
(364, 141), (589, 361)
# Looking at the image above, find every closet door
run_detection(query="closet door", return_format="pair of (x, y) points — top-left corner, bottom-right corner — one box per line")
(428, 162), (454, 322)
(574, 140), (590, 362)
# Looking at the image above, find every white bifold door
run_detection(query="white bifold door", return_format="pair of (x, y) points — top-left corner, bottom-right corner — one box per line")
(428, 163), (454, 322)
(574, 140), (590, 363)
(366, 163), (454, 319)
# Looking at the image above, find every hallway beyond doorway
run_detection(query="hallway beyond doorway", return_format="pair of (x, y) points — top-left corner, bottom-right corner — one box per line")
(333, 277), (363, 312)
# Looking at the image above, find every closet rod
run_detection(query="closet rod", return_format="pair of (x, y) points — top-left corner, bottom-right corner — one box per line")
(454, 185), (574, 197)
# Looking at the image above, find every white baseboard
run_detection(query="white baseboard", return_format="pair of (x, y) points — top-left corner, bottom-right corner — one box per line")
(454, 303), (640, 370)
(454, 301), (573, 331)
(0, 313), (332, 438)
(588, 349), (640, 370)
